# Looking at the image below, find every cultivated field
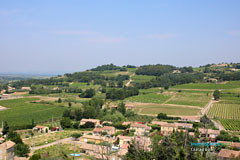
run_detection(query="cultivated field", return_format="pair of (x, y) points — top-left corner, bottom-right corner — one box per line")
(171, 81), (240, 90)
(208, 103), (240, 131)
(219, 119), (240, 131)
(166, 92), (211, 107)
(0, 98), (66, 128)
(131, 75), (155, 83)
(33, 143), (91, 159)
(23, 130), (88, 147)
(208, 103), (240, 120)
(133, 103), (201, 116)
(125, 93), (170, 104)
(70, 82), (101, 90)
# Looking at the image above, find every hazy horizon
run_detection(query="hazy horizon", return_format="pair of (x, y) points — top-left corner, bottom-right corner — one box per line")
(1, 0), (240, 74)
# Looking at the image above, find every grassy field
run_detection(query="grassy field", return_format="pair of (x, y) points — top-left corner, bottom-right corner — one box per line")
(127, 115), (155, 123)
(131, 75), (155, 83)
(125, 93), (170, 104)
(169, 89), (212, 94)
(139, 88), (162, 94)
(97, 70), (130, 77)
(23, 130), (86, 147)
(70, 82), (101, 90)
(134, 104), (201, 116)
(171, 81), (240, 90)
(33, 143), (91, 160)
(219, 89), (240, 104)
(0, 98), (66, 128)
(166, 92), (211, 107)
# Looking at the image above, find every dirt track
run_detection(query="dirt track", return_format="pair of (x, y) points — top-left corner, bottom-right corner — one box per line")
(0, 105), (7, 111)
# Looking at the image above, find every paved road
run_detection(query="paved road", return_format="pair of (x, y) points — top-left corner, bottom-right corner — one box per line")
(201, 98), (213, 116)
(201, 97), (225, 130)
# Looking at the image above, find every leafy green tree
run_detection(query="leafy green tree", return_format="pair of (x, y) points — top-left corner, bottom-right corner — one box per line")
(62, 109), (71, 118)
(178, 146), (187, 160)
(125, 141), (153, 160)
(194, 128), (200, 139)
(117, 81), (123, 88)
(71, 133), (82, 140)
(101, 131), (108, 136)
(102, 111), (125, 123)
(213, 89), (220, 100)
(58, 98), (62, 103)
(60, 117), (72, 129)
(14, 144), (30, 157)
(73, 121), (80, 129)
(81, 122), (95, 128)
(117, 102), (126, 115)
(83, 105), (96, 119)
(79, 88), (95, 98)
(164, 85), (169, 90)
(74, 108), (83, 121)
(157, 113), (168, 120)
(7, 131), (23, 144)
(89, 97), (104, 109)
(200, 114), (211, 128)
(29, 154), (41, 160)
(2, 121), (9, 135)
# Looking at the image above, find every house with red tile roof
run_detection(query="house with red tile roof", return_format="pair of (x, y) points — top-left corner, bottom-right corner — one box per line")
(130, 123), (151, 136)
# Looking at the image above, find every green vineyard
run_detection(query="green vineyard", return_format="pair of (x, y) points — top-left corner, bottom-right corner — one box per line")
(219, 119), (240, 131)
(208, 103), (240, 120)
(207, 103), (240, 131)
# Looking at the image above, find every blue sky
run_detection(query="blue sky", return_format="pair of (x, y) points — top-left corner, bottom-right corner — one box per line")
(0, 0), (240, 74)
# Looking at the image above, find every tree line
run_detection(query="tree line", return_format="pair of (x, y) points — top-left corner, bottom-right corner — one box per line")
(134, 72), (204, 89)
(106, 87), (139, 100)
(90, 63), (127, 71)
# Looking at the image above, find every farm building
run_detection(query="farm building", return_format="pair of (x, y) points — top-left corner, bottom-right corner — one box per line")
(118, 136), (133, 148)
(93, 126), (116, 135)
(152, 121), (193, 136)
(179, 116), (200, 122)
(21, 87), (31, 91)
(174, 123), (193, 129)
(122, 121), (132, 126)
(198, 128), (220, 139)
(134, 136), (152, 151)
(32, 125), (49, 133)
(160, 123), (177, 136)
(130, 123), (151, 136)
(0, 140), (16, 160)
(80, 119), (100, 126)
(80, 135), (114, 144)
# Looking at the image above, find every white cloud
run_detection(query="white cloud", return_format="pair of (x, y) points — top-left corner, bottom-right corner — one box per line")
(145, 33), (178, 40)
(228, 30), (240, 37)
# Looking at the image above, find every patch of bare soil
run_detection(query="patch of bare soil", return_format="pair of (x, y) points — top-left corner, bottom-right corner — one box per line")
(28, 96), (59, 102)
(0, 105), (7, 111)
(12, 92), (28, 95)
